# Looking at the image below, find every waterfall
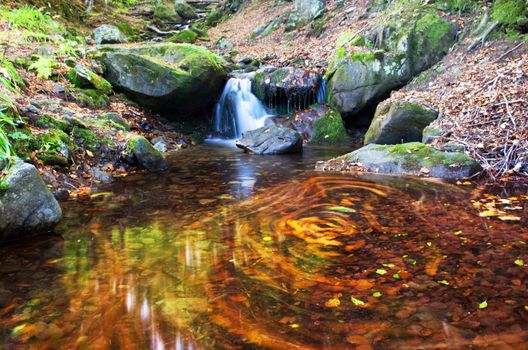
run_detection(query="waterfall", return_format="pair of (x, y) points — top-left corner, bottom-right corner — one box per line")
(316, 78), (327, 104)
(213, 78), (269, 139)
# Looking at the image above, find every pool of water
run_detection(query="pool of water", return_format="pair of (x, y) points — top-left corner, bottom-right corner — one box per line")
(0, 142), (527, 349)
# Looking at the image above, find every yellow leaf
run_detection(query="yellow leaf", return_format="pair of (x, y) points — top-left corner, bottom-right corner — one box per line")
(498, 215), (521, 221)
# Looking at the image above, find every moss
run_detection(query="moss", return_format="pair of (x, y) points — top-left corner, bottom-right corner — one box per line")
(37, 152), (69, 166)
(336, 31), (355, 47)
(73, 88), (109, 108)
(416, 14), (452, 46)
(67, 68), (113, 95)
(167, 30), (198, 44)
(376, 142), (476, 169)
(492, 0), (527, 26)
(35, 115), (71, 132)
(153, 3), (178, 20)
(311, 109), (349, 145)
(269, 68), (290, 85)
(349, 51), (378, 62)
(72, 127), (100, 151)
(206, 10), (222, 27)
(115, 21), (140, 40)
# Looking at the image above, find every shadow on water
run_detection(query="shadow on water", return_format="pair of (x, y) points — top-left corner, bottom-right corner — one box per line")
(0, 142), (527, 349)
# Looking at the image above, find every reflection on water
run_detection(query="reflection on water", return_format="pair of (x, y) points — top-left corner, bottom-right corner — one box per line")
(0, 143), (527, 349)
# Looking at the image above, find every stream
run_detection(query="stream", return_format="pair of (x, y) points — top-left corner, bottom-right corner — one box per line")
(0, 142), (527, 349)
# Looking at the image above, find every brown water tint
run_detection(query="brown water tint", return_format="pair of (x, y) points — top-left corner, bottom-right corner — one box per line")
(0, 143), (527, 349)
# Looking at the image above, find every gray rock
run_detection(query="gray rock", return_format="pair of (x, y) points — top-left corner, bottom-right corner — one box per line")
(102, 112), (130, 130)
(326, 12), (456, 120)
(315, 142), (481, 179)
(127, 135), (167, 172)
(236, 125), (303, 155)
(422, 124), (442, 144)
(69, 64), (113, 94)
(93, 25), (128, 45)
(364, 100), (438, 145)
(287, 0), (325, 30)
(0, 159), (62, 242)
(101, 43), (227, 118)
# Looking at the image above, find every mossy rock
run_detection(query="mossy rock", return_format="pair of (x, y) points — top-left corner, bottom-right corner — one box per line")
(67, 64), (113, 95)
(175, 0), (197, 20)
(153, 1), (182, 21)
(101, 112), (130, 131)
(311, 108), (349, 145)
(35, 115), (71, 132)
(100, 43), (227, 118)
(422, 125), (442, 144)
(167, 30), (198, 44)
(326, 7), (456, 119)
(71, 88), (110, 108)
(364, 100), (438, 145)
(316, 142), (481, 179)
(126, 135), (167, 171)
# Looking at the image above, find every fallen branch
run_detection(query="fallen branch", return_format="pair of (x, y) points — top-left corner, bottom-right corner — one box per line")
(146, 25), (178, 36)
(493, 42), (525, 63)
(468, 21), (499, 51)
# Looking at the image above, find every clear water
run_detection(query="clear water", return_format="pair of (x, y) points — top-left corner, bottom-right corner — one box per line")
(0, 143), (527, 349)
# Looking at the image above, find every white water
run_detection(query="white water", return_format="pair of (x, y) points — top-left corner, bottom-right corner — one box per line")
(212, 78), (270, 139)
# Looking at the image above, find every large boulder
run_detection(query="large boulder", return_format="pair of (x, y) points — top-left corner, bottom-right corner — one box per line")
(287, 0), (325, 30)
(315, 142), (481, 179)
(236, 125), (303, 155)
(0, 159), (62, 242)
(93, 25), (128, 45)
(126, 135), (168, 172)
(101, 43), (227, 118)
(326, 12), (456, 121)
(364, 100), (438, 145)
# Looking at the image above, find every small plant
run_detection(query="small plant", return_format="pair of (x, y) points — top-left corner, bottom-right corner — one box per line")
(29, 56), (58, 79)
(0, 5), (63, 40)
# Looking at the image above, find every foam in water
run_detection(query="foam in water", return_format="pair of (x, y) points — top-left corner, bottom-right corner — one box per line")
(212, 78), (270, 139)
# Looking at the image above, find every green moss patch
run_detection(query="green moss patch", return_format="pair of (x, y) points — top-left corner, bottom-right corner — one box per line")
(311, 109), (348, 145)
(167, 30), (198, 44)
(492, 0), (527, 26)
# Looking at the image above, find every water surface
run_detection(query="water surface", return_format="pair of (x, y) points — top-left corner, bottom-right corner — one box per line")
(0, 143), (527, 349)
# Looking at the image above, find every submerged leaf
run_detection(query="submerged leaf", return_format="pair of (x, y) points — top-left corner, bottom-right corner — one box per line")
(479, 300), (488, 309)
(375, 269), (387, 275)
(326, 206), (356, 213)
(351, 297), (365, 306)
(514, 259), (524, 266)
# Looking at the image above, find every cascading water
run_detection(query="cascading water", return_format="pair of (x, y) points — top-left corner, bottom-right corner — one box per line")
(316, 78), (328, 104)
(213, 78), (269, 139)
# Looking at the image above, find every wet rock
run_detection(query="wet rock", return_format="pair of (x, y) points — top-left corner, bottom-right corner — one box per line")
(315, 142), (481, 179)
(126, 135), (168, 172)
(364, 101), (438, 145)
(422, 124), (442, 144)
(101, 43), (227, 118)
(93, 25), (128, 45)
(267, 104), (329, 140)
(326, 12), (456, 121)
(236, 125), (303, 155)
(0, 159), (62, 242)
(251, 67), (322, 113)
(152, 137), (168, 153)
(53, 188), (70, 202)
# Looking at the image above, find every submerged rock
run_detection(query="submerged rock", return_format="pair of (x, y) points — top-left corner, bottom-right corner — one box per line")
(0, 159), (62, 242)
(315, 142), (481, 179)
(93, 25), (128, 45)
(236, 125), (303, 155)
(101, 43), (227, 118)
(126, 135), (168, 172)
(364, 101), (438, 145)
(326, 12), (456, 121)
